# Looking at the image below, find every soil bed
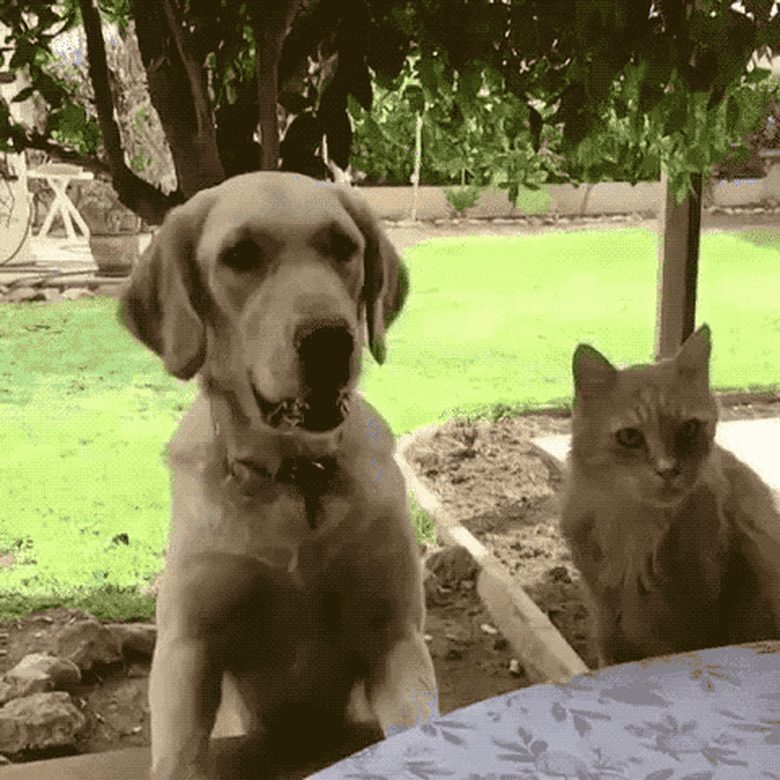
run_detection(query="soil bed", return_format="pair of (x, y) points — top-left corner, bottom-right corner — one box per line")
(0, 564), (527, 763)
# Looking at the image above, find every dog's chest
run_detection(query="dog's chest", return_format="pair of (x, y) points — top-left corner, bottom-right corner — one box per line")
(186, 476), (354, 579)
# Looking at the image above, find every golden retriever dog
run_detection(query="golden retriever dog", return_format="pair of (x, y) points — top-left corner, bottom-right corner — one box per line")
(120, 172), (438, 779)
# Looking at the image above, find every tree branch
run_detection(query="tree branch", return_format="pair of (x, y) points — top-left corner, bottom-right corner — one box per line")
(251, 0), (301, 170)
(161, 0), (211, 136)
(78, 0), (130, 177)
(132, 0), (225, 196)
(77, 0), (180, 223)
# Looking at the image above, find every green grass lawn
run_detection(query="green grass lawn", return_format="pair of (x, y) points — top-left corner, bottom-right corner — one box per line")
(1, 227), (778, 619)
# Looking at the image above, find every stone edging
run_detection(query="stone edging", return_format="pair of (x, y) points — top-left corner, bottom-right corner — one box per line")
(395, 427), (588, 685)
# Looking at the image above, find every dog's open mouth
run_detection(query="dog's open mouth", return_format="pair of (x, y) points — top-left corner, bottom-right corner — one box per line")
(250, 378), (351, 432)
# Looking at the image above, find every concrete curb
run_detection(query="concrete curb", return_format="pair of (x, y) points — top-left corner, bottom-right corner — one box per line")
(1, 746), (151, 779)
(396, 429), (588, 685)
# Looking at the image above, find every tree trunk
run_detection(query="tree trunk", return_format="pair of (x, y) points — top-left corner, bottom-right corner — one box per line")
(252, 1), (301, 171)
(79, 0), (178, 224)
(132, 0), (225, 198)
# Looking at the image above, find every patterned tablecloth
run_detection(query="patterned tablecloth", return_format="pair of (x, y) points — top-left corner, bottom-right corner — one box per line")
(311, 642), (780, 780)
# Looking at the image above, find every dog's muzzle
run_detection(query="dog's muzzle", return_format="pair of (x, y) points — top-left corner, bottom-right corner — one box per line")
(250, 380), (352, 432)
(249, 318), (356, 433)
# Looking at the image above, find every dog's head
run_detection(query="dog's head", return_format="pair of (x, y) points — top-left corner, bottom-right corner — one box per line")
(120, 172), (407, 434)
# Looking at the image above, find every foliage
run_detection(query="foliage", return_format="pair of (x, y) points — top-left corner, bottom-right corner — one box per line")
(1, 1), (778, 216)
(349, 55), (564, 193)
(444, 185), (482, 214)
(1, 2), (95, 152)
(351, 55), (777, 199)
(398, 0), (778, 202)
(566, 69), (779, 191)
(715, 81), (780, 178)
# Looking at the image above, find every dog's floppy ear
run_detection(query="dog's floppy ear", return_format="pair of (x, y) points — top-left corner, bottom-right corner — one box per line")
(118, 188), (218, 379)
(334, 185), (408, 364)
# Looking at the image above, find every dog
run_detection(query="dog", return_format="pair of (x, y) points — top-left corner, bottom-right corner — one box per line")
(120, 172), (438, 779)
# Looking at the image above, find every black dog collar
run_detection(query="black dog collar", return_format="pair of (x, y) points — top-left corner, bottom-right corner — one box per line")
(227, 455), (338, 529)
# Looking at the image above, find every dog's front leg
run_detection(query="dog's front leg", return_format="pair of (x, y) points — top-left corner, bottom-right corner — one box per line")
(367, 633), (439, 738)
(150, 634), (221, 780)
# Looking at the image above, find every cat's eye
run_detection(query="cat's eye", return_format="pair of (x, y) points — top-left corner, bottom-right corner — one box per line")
(221, 239), (265, 272)
(678, 419), (701, 441)
(615, 427), (645, 449)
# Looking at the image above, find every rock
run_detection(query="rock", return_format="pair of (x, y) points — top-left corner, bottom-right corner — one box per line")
(56, 620), (123, 671)
(61, 287), (94, 300)
(92, 283), (122, 297)
(92, 675), (148, 738)
(42, 288), (63, 302)
(548, 565), (572, 584)
(423, 568), (446, 608)
(0, 691), (87, 754)
(0, 653), (80, 704)
(106, 623), (156, 659)
(5, 287), (45, 303)
(426, 545), (479, 589)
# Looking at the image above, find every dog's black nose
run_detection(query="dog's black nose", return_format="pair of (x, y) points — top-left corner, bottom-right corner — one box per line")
(295, 319), (354, 390)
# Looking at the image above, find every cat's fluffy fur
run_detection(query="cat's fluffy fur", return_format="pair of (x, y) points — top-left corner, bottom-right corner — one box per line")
(561, 325), (780, 666)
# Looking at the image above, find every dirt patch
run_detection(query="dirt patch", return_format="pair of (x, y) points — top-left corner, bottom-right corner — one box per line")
(0, 608), (151, 762)
(0, 575), (529, 763)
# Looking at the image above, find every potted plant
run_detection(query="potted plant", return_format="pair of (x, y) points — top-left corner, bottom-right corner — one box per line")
(78, 180), (142, 277)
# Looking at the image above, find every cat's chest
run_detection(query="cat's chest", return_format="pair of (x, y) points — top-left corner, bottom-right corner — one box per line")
(592, 485), (728, 589)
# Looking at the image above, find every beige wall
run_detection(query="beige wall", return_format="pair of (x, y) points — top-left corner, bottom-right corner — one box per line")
(359, 175), (780, 221)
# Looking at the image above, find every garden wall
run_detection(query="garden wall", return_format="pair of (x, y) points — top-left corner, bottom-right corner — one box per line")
(359, 171), (780, 222)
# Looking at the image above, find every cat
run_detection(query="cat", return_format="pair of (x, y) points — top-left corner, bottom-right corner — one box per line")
(560, 324), (780, 667)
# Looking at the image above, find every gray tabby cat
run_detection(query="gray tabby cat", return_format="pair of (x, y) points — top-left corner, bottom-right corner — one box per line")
(561, 325), (780, 666)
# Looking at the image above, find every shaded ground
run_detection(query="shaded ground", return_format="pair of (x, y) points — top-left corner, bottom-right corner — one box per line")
(0, 573), (527, 763)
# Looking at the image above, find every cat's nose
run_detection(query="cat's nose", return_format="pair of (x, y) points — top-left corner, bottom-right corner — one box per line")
(654, 458), (680, 479)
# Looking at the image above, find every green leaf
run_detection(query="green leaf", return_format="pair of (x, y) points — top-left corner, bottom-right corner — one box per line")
(664, 96), (687, 136)
(11, 86), (35, 103)
(726, 95), (740, 129)
(744, 67), (771, 85)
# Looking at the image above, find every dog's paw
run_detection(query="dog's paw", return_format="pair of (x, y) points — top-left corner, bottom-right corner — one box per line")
(150, 758), (210, 780)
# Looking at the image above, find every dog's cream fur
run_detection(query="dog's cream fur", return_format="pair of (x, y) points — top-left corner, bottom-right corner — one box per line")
(121, 173), (437, 779)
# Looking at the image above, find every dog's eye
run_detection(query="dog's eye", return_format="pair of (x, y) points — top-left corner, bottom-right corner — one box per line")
(221, 240), (264, 272)
(615, 427), (645, 449)
(316, 226), (359, 262)
(330, 232), (359, 261)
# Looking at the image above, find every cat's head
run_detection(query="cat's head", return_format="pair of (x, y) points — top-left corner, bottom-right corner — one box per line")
(570, 325), (718, 508)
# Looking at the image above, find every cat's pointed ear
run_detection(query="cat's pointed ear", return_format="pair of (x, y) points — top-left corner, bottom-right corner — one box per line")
(573, 343), (617, 394)
(676, 324), (711, 374)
